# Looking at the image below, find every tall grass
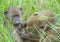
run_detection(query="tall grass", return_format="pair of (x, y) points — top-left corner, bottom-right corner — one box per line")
(0, 0), (60, 42)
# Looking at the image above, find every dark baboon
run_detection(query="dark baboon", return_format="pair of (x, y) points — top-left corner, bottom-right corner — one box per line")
(4, 6), (36, 42)
(4, 6), (23, 42)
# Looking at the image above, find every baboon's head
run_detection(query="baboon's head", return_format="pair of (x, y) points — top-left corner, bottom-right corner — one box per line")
(27, 10), (55, 26)
(4, 6), (22, 26)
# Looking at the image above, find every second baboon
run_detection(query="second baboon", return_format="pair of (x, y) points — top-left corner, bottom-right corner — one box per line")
(22, 10), (58, 42)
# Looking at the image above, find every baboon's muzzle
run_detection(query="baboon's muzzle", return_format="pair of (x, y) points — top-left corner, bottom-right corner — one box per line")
(13, 16), (20, 26)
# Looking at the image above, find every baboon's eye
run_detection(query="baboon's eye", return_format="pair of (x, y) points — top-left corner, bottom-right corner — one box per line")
(34, 14), (38, 16)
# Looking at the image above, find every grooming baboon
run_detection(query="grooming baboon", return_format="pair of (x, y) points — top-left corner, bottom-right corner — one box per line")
(4, 6), (23, 42)
(4, 6), (35, 42)
(23, 10), (58, 42)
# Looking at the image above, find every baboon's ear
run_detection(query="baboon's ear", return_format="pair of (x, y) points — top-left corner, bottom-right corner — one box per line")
(4, 11), (8, 16)
(20, 7), (22, 11)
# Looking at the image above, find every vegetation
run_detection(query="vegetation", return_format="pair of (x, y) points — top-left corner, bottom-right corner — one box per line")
(0, 0), (60, 42)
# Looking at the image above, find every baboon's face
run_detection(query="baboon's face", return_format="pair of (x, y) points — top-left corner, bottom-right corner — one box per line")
(4, 7), (22, 26)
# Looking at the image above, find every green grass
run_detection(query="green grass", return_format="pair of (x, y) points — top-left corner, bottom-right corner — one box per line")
(0, 0), (60, 42)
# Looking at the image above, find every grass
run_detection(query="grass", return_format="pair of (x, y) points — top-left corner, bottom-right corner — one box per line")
(0, 0), (60, 42)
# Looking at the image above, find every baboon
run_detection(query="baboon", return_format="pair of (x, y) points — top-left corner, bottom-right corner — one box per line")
(4, 6), (36, 42)
(4, 6), (23, 42)
(4, 6), (34, 42)
(27, 10), (56, 31)
(23, 10), (58, 42)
